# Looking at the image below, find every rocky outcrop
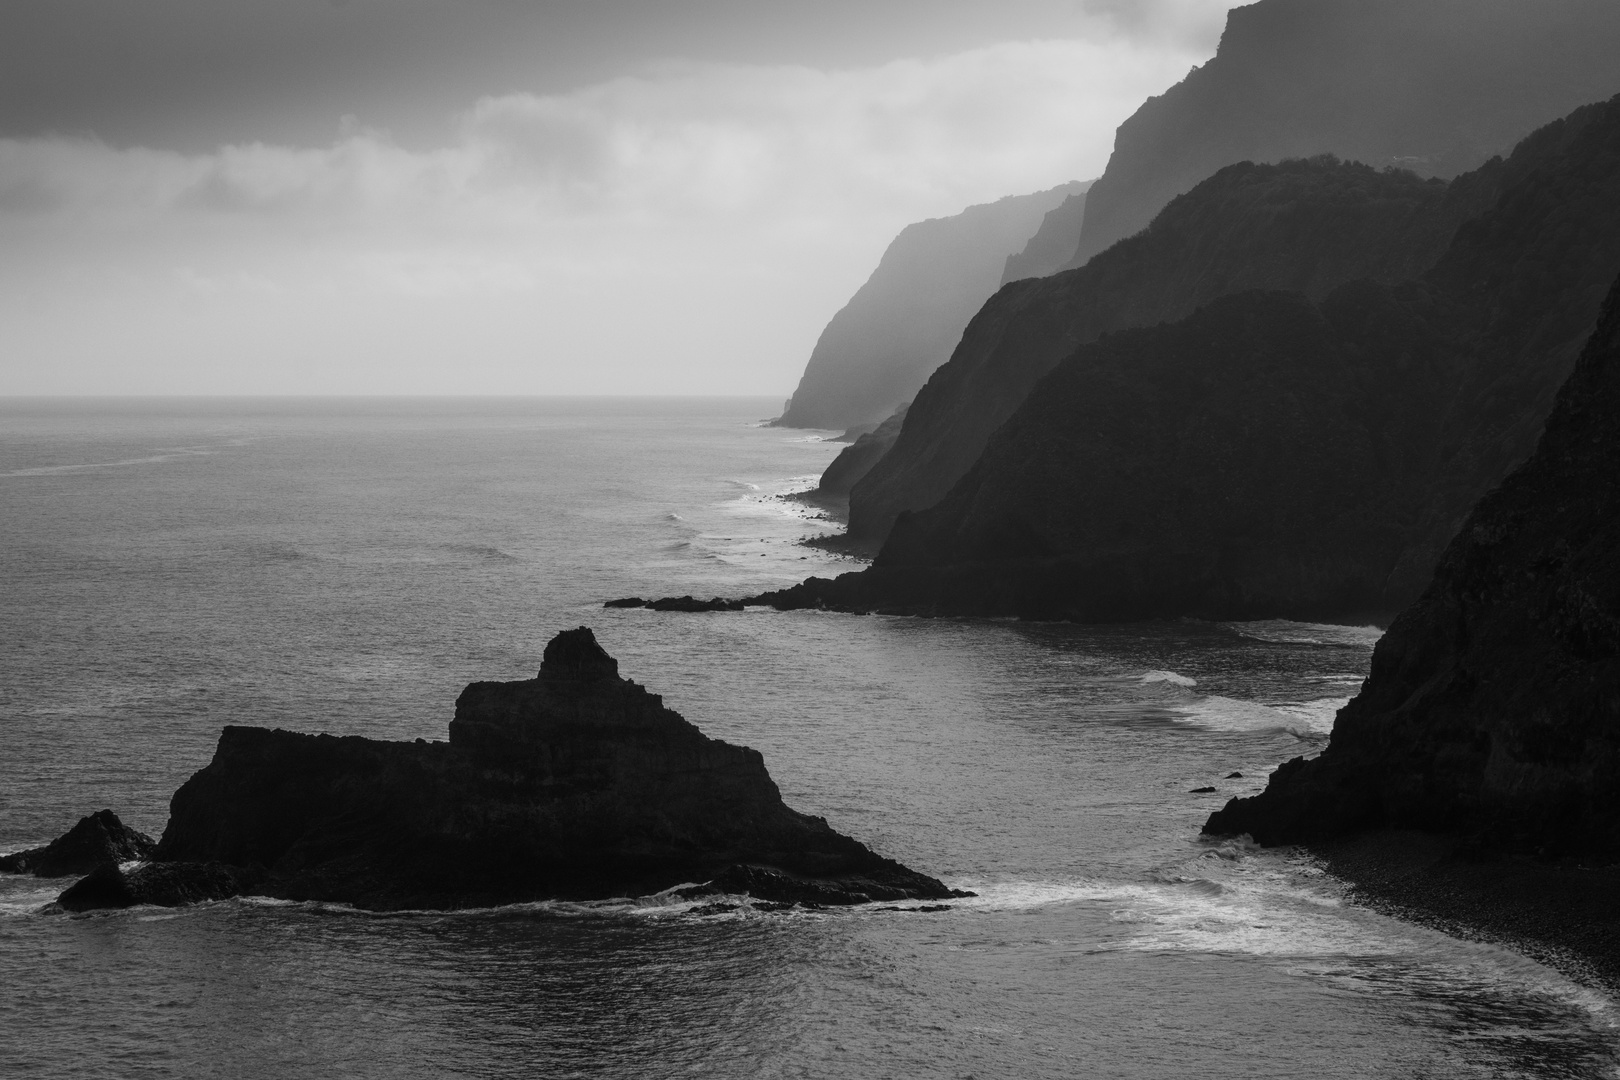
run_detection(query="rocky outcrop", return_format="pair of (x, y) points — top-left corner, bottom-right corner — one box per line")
(604, 596), (743, 612)
(1000, 189), (1089, 285)
(0, 810), (154, 877)
(842, 155), (1501, 546)
(1071, 0), (1620, 269)
(776, 182), (1084, 431)
(57, 861), (253, 912)
(1205, 271), (1620, 851)
(59, 628), (962, 911)
(811, 402), (909, 511)
(733, 95), (1620, 622)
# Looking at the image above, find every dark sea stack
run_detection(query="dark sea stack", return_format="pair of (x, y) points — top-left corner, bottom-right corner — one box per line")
(0, 810), (155, 877)
(776, 182), (1083, 432)
(146, 627), (961, 910)
(848, 157), (1477, 546)
(1206, 272), (1620, 851)
(1072, 0), (1620, 268)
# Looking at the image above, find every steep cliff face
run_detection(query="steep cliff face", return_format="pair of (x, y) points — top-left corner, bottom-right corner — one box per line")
(745, 96), (1620, 623)
(813, 402), (908, 506)
(847, 157), (1485, 544)
(1072, 0), (1620, 269)
(147, 628), (958, 909)
(776, 182), (1082, 432)
(1205, 272), (1620, 853)
(1000, 188), (1090, 285)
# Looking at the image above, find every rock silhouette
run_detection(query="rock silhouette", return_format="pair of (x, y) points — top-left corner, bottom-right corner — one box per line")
(54, 628), (963, 912)
(0, 810), (155, 877)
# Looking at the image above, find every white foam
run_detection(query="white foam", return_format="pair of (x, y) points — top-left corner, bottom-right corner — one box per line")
(0, 883), (66, 917)
(1172, 694), (1337, 737)
(1141, 669), (1197, 687)
(1223, 619), (1385, 648)
(1, 444), (222, 478)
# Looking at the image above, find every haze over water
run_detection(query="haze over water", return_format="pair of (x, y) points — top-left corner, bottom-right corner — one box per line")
(2, 397), (1616, 1078)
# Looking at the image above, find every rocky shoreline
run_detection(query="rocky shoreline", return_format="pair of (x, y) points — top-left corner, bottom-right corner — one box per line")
(1311, 832), (1620, 990)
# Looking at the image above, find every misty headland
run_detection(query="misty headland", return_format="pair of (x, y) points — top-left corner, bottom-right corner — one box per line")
(11, 1), (1620, 1077)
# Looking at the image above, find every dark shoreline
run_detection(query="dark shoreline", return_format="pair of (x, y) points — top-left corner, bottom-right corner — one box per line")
(1312, 830), (1620, 993)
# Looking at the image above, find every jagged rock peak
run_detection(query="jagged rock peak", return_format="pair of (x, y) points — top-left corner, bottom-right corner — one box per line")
(0, 809), (156, 877)
(540, 626), (619, 683)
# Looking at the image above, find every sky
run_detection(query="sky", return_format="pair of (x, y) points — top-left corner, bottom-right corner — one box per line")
(0, 0), (1237, 396)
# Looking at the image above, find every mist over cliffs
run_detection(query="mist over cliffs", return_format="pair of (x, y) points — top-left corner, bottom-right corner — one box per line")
(999, 189), (1089, 286)
(1071, 0), (1620, 269)
(775, 181), (1087, 432)
(750, 94), (1620, 623)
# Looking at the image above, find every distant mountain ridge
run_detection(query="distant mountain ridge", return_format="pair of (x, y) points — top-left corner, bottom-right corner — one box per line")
(835, 0), (1620, 548)
(1000, 190), (1089, 286)
(745, 94), (1620, 623)
(1071, 0), (1620, 269)
(775, 181), (1086, 432)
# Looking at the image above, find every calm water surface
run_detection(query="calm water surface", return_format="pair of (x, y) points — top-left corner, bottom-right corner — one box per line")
(1, 397), (1615, 1079)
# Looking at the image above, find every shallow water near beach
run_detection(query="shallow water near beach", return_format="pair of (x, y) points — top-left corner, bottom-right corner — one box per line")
(2, 396), (1616, 1079)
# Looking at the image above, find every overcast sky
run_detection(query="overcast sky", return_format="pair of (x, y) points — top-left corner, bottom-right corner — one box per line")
(0, 0), (1235, 396)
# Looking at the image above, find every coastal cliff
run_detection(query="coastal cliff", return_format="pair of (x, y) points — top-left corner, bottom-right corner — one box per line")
(1000, 188), (1089, 285)
(844, 155), (1496, 546)
(50, 629), (961, 911)
(1072, 0), (1620, 268)
(811, 402), (908, 511)
(835, 0), (1620, 550)
(776, 182), (1083, 432)
(1205, 273), (1620, 851)
(736, 96), (1620, 622)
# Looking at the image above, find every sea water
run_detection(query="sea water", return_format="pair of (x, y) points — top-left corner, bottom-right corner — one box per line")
(1, 396), (1615, 1079)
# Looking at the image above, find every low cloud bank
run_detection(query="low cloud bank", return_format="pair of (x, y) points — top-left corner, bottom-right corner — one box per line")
(0, 38), (1206, 395)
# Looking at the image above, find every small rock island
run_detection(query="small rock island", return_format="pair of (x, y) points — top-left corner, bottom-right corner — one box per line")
(22, 628), (965, 912)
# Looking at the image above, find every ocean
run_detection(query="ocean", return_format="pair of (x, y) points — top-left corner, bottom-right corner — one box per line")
(1, 396), (1615, 1079)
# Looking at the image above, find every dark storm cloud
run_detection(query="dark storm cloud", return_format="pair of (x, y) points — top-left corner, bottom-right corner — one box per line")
(0, 0), (1216, 149)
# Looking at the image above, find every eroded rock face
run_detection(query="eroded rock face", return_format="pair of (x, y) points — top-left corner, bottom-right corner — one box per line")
(0, 810), (155, 877)
(71, 628), (960, 911)
(1205, 271), (1620, 852)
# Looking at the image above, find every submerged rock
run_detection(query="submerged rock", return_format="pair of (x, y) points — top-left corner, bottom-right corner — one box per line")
(0, 810), (155, 877)
(57, 861), (253, 912)
(74, 627), (963, 911)
(603, 596), (744, 612)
